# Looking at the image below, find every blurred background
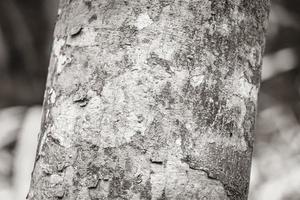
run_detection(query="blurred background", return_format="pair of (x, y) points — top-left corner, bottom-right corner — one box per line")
(0, 0), (299, 199)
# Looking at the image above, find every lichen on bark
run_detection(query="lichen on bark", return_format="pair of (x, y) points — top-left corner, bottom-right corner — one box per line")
(28, 0), (269, 199)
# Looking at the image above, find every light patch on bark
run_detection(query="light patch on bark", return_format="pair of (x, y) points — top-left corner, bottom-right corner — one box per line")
(66, 27), (98, 47)
(249, 46), (261, 67)
(51, 99), (81, 147)
(218, 23), (230, 36)
(135, 13), (153, 30)
(226, 68), (259, 100)
(232, 70), (258, 100)
(53, 38), (65, 56)
(190, 75), (205, 87)
(52, 38), (71, 74)
(227, 95), (247, 127)
(56, 54), (71, 74)
(49, 88), (56, 104)
(57, 8), (62, 16)
(236, 77), (258, 98)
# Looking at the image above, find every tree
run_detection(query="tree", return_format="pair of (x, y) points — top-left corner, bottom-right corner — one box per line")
(27, 0), (269, 199)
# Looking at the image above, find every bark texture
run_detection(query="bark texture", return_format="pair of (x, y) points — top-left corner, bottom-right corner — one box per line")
(28, 0), (269, 199)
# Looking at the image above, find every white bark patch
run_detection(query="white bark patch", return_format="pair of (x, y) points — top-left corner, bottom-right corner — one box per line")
(229, 69), (258, 99)
(249, 47), (259, 67)
(218, 23), (230, 36)
(51, 99), (81, 147)
(175, 138), (181, 145)
(150, 163), (166, 199)
(206, 51), (216, 66)
(149, 37), (177, 61)
(172, 70), (189, 89)
(228, 95), (246, 120)
(190, 75), (204, 87)
(49, 174), (63, 185)
(135, 13), (153, 30)
(52, 38), (72, 74)
(57, 9), (62, 16)
(236, 77), (257, 98)
(64, 166), (75, 185)
(53, 38), (65, 56)
(98, 71), (159, 148)
(49, 88), (56, 104)
(57, 54), (71, 74)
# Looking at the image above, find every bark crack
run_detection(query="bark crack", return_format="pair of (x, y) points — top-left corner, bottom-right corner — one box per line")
(181, 157), (233, 199)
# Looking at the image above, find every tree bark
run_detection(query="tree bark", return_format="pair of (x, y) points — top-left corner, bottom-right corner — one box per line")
(28, 0), (269, 199)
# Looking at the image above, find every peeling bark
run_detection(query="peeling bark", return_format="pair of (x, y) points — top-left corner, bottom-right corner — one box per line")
(28, 0), (269, 199)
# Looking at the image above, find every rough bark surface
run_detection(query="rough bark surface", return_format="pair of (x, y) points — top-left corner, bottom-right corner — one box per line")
(28, 0), (269, 199)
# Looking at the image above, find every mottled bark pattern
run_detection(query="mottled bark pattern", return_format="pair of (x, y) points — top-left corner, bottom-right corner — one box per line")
(28, 0), (269, 199)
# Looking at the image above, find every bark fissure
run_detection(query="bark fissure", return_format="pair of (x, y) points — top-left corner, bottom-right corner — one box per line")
(185, 160), (241, 199)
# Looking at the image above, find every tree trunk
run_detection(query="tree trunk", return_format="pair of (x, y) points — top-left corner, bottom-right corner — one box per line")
(28, 0), (269, 199)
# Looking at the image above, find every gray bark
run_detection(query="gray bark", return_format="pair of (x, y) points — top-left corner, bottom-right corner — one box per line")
(28, 0), (269, 199)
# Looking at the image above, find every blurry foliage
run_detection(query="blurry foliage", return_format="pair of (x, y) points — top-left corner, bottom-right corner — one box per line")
(0, 0), (58, 107)
(0, 0), (300, 200)
(252, 0), (300, 199)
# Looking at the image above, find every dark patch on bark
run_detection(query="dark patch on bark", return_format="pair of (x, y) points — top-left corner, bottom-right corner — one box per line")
(239, 0), (270, 25)
(129, 131), (147, 153)
(39, 138), (75, 175)
(174, 47), (196, 71)
(137, 114), (145, 123)
(178, 121), (193, 157)
(146, 0), (174, 21)
(140, 179), (152, 200)
(150, 160), (163, 165)
(83, 0), (92, 9)
(182, 77), (224, 131)
(157, 189), (167, 200)
(144, 114), (167, 149)
(242, 99), (256, 148)
(108, 167), (127, 199)
(90, 66), (108, 96)
(204, 29), (237, 61)
(88, 14), (97, 23)
(155, 81), (175, 109)
(116, 54), (134, 71)
(73, 88), (89, 107)
(118, 24), (138, 48)
(181, 145), (252, 200)
(147, 52), (174, 74)
(69, 25), (83, 37)
(210, 0), (235, 22)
